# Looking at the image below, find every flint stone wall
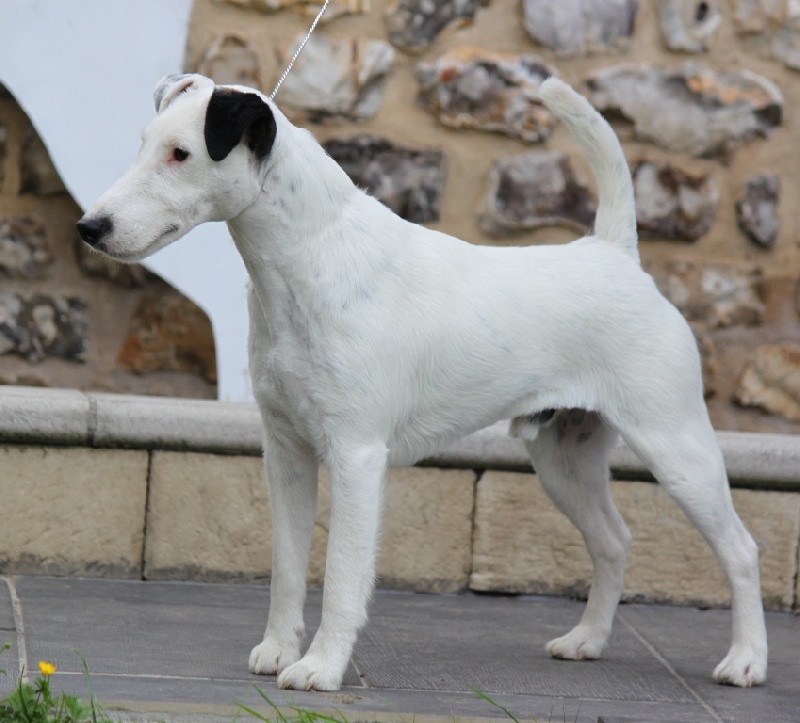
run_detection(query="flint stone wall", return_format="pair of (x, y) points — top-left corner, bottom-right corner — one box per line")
(188, 0), (800, 433)
(0, 86), (217, 397)
(3, 2), (800, 432)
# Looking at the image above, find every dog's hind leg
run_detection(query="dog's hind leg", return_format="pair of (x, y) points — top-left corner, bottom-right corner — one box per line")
(620, 417), (767, 687)
(278, 441), (387, 691)
(250, 427), (319, 676)
(523, 410), (631, 660)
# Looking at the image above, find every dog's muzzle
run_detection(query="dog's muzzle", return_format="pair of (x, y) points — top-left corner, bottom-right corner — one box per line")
(76, 215), (113, 248)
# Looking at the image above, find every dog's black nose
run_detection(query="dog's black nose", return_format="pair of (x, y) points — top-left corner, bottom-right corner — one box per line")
(77, 215), (112, 247)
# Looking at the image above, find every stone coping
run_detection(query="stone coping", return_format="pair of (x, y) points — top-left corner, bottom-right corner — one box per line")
(1, 385), (799, 490)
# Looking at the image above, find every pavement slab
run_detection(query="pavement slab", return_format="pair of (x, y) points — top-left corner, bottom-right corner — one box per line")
(2, 576), (798, 722)
(14, 576), (361, 685)
(354, 592), (695, 702)
(618, 605), (800, 723)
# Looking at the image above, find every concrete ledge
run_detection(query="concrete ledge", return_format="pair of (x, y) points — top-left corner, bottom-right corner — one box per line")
(1, 386), (800, 489)
(1, 387), (799, 610)
(0, 387), (262, 455)
(0, 386), (92, 445)
(91, 393), (262, 455)
(426, 422), (800, 491)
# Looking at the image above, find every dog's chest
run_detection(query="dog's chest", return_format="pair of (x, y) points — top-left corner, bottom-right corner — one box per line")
(252, 338), (323, 441)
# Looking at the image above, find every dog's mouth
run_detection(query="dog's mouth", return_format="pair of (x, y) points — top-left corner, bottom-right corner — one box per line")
(93, 223), (181, 264)
(157, 223), (181, 243)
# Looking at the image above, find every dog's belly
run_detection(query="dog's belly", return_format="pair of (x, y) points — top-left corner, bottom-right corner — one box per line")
(382, 389), (559, 468)
(385, 420), (485, 468)
(385, 422), (470, 468)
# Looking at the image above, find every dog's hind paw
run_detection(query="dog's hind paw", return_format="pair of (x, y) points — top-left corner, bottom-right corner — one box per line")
(249, 637), (301, 676)
(277, 654), (343, 691)
(546, 625), (607, 661)
(713, 646), (767, 687)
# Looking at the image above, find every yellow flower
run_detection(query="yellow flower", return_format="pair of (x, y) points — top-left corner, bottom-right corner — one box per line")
(38, 661), (56, 676)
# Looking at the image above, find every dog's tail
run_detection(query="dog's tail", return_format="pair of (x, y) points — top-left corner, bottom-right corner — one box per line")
(538, 77), (638, 261)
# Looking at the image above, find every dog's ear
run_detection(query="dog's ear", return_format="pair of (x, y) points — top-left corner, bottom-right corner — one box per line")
(204, 88), (277, 162)
(154, 74), (214, 113)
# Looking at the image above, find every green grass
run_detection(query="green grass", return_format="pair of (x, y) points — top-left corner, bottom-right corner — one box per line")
(0, 644), (116, 723)
(471, 687), (582, 723)
(236, 684), (583, 723)
(3, 644), (580, 723)
(236, 684), (350, 723)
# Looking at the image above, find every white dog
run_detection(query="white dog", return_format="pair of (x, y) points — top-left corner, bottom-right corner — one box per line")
(78, 74), (767, 692)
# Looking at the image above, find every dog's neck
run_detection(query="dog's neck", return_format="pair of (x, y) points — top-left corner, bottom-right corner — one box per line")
(227, 121), (394, 329)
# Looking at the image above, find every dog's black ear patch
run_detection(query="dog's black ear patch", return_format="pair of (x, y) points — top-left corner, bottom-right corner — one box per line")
(204, 88), (277, 162)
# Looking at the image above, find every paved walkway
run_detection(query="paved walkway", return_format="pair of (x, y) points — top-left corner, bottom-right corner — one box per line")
(1, 576), (798, 722)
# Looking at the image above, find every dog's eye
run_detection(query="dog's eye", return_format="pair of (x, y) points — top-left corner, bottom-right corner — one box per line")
(172, 147), (190, 162)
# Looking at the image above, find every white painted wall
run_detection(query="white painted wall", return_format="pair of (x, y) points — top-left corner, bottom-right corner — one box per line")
(0, 0), (253, 401)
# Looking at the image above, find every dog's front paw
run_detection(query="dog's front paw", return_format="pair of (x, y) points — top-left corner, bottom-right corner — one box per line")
(546, 625), (607, 661)
(713, 646), (767, 687)
(277, 654), (343, 691)
(249, 637), (301, 676)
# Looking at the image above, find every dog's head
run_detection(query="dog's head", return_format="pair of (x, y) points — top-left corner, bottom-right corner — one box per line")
(77, 73), (277, 262)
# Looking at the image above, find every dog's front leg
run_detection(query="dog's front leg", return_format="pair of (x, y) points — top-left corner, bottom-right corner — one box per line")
(278, 442), (387, 691)
(250, 430), (319, 676)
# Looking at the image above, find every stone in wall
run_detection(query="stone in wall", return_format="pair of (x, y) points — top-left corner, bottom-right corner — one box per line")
(75, 238), (150, 289)
(735, 344), (800, 420)
(0, 293), (87, 363)
(733, 0), (800, 70)
(479, 150), (595, 234)
(195, 34), (261, 89)
(116, 291), (217, 383)
(387, 0), (482, 53)
(585, 63), (783, 157)
(221, 0), (369, 22)
(0, 217), (51, 278)
(657, 0), (721, 52)
(416, 49), (557, 143)
(323, 135), (446, 223)
(662, 261), (765, 328)
(734, 0), (779, 30)
(20, 126), (67, 196)
(277, 34), (394, 119)
(736, 173), (779, 249)
(522, 0), (638, 56)
(632, 160), (718, 242)
(292, 0), (369, 21)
